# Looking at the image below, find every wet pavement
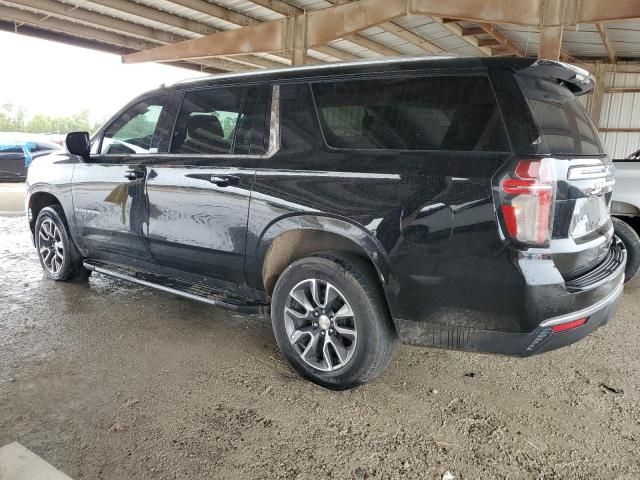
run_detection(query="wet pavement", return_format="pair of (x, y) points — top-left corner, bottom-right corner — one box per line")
(1, 213), (640, 479)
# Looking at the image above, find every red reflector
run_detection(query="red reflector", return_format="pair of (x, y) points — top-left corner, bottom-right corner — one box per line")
(551, 317), (588, 333)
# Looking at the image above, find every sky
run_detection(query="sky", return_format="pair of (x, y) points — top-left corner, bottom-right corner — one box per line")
(0, 31), (207, 122)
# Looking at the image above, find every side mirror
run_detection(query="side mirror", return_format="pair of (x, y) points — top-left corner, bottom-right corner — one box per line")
(65, 131), (90, 161)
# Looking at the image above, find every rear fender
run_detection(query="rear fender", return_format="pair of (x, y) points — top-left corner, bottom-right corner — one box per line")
(246, 214), (394, 300)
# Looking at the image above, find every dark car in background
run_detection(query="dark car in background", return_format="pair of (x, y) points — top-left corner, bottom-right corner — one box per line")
(25, 57), (625, 389)
(0, 133), (61, 182)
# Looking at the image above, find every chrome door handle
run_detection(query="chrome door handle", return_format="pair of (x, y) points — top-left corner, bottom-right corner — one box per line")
(209, 175), (239, 187)
(124, 170), (144, 180)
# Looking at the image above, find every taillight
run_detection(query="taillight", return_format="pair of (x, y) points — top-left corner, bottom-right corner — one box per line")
(499, 158), (556, 246)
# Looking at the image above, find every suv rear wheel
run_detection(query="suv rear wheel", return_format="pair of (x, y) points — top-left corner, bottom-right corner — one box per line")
(612, 216), (640, 283)
(271, 253), (396, 390)
(35, 206), (90, 282)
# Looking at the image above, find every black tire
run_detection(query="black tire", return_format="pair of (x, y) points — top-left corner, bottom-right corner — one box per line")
(34, 205), (90, 282)
(271, 253), (397, 390)
(612, 216), (640, 283)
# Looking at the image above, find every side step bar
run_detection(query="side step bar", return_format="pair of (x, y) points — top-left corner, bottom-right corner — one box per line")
(84, 260), (269, 315)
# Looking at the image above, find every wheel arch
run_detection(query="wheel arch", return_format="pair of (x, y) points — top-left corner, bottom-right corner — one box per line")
(611, 200), (640, 218)
(254, 215), (393, 302)
(27, 190), (64, 236)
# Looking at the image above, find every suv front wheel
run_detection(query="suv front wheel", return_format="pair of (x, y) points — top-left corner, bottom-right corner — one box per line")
(271, 253), (397, 390)
(35, 206), (90, 282)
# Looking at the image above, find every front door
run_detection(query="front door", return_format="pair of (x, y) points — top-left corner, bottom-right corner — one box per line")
(72, 93), (176, 262)
(146, 84), (273, 285)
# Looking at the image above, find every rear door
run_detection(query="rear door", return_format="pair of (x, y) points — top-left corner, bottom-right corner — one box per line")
(72, 93), (176, 262)
(146, 84), (272, 285)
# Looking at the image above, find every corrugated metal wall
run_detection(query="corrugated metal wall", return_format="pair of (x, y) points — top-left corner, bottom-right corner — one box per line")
(599, 72), (640, 159)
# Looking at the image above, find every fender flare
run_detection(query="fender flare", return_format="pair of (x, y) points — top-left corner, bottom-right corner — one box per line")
(247, 213), (395, 295)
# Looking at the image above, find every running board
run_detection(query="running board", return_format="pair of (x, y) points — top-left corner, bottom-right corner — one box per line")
(84, 259), (269, 315)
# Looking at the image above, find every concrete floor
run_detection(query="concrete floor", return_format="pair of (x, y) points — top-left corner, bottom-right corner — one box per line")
(1, 200), (640, 478)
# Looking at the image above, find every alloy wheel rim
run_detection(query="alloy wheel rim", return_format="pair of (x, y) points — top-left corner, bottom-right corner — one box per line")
(284, 279), (357, 372)
(38, 219), (64, 274)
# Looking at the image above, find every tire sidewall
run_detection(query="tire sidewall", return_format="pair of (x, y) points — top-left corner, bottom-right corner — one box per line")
(34, 207), (74, 281)
(613, 217), (640, 283)
(271, 256), (388, 389)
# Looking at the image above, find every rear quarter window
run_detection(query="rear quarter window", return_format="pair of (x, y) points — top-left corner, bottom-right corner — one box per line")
(516, 75), (603, 156)
(311, 75), (509, 152)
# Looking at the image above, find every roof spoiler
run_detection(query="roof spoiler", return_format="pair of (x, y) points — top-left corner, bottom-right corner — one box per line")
(519, 59), (594, 96)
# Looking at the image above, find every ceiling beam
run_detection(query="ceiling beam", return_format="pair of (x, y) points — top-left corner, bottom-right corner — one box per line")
(377, 21), (444, 53)
(4, 0), (185, 43)
(432, 17), (491, 56)
(414, 0), (640, 26)
(596, 23), (616, 62)
(476, 23), (524, 56)
(69, 0), (217, 36)
(412, 0), (542, 26)
(3, 0), (283, 70)
(248, 0), (404, 58)
(322, 0), (443, 54)
(123, 0), (408, 64)
(0, 19), (225, 73)
(166, 0), (258, 27)
(119, 0), (640, 66)
(539, 25), (564, 60)
(0, 4), (248, 71)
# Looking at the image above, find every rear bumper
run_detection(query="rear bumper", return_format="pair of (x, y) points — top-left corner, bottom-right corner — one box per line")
(394, 241), (626, 356)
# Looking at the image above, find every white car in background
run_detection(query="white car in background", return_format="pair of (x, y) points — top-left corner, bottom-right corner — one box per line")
(612, 149), (640, 282)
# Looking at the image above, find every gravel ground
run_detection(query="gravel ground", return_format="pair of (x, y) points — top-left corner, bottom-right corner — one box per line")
(1, 213), (640, 480)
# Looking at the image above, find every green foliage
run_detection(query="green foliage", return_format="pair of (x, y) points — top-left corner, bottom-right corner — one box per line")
(0, 103), (104, 134)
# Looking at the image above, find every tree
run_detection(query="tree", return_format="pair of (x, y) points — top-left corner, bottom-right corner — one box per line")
(0, 104), (103, 134)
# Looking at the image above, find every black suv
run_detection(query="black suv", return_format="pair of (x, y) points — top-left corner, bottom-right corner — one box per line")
(26, 57), (625, 389)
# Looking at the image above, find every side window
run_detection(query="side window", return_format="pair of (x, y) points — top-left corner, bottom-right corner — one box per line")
(279, 83), (323, 153)
(517, 76), (603, 155)
(101, 95), (170, 155)
(171, 87), (245, 154)
(233, 85), (271, 155)
(312, 76), (509, 152)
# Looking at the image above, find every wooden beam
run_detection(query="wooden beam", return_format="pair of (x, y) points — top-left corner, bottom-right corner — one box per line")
(249, 0), (404, 58)
(432, 17), (491, 56)
(578, 0), (640, 24)
(605, 87), (640, 93)
(322, 0), (443, 54)
(413, 0), (640, 26)
(123, 19), (286, 63)
(412, 0), (542, 26)
(166, 0), (258, 27)
(5, 0), (284, 70)
(70, 0), (217, 36)
(5, 0), (184, 44)
(539, 25), (564, 60)
(599, 128), (640, 133)
(123, 0), (408, 64)
(477, 37), (500, 47)
(596, 23), (616, 62)
(477, 23), (524, 56)
(304, 0), (407, 48)
(377, 21), (444, 53)
(55, 0), (290, 68)
(589, 63), (607, 128)
(461, 26), (484, 36)
(0, 4), (247, 71)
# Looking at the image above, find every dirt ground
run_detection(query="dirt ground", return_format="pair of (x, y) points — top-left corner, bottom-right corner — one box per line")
(1, 212), (640, 480)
